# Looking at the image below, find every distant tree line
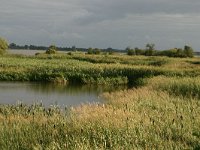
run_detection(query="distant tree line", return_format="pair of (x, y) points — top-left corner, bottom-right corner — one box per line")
(9, 43), (74, 51)
(9, 43), (123, 54)
(9, 43), (46, 50)
(7, 42), (195, 58)
(126, 43), (194, 58)
(9, 43), (121, 53)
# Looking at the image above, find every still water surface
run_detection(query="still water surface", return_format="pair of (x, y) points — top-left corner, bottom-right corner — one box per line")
(0, 82), (127, 107)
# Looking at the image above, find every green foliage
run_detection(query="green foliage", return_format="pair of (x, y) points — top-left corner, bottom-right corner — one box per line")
(87, 47), (93, 54)
(126, 43), (194, 58)
(0, 54), (200, 85)
(94, 48), (101, 54)
(127, 49), (135, 55)
(107, 48), (114, 55)
(147, 46), (194, 58)
(145, 43), (155, 56)
(156, 48), (185, 57)
(184, 45), (194, 58)
(0, 76), (200, 149)
(87, 48), (101, 55)
(126, 47), (144, 56)
(72, 45), (76, 51)
(46, 45), (57, 54)
(0, 37), (8, 55)
(150, 76), (200, 98)
(135, 47), (145, 55)
(0, 54), (200, 149)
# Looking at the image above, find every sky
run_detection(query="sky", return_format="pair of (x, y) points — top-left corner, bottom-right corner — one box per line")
(0, 0), (200, 50)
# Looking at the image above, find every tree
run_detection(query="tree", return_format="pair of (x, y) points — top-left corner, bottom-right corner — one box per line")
(107, 47), (114, 55)
(183, 45), (193, 57)
(87, 47), (93, 54)
(145, 43), (155, 56)
(46, 45), (57, 54)
(94, 48), (101, 54)
(87, 48), (101, 55)
(24, 45), (29, 49)
(9, 43), (17, 49)
(135, 47), (144, 55)
(176, 48), (185, 57)
(72, 46), (76, 51)
(0, 37), (8, 55)
(127, 49), (135, 55)
(125, 46), (134, 56)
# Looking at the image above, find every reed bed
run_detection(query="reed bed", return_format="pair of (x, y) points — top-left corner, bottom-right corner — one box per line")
(1, 54), (200, 85)
(0, 53), (200, 149)
(0, 86), (199, 149)
(148, 76), (200, 99)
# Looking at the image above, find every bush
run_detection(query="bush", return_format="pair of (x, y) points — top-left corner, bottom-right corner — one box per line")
(0, 37), (8, 55)
(87, 48), (93, 54)
(135, 47), (145, 55)
(87, 48), (101, 55)
(46, 45), (57, 54)
(127, 49), (135, 55)
(184, 45), (194, 58)
(94, 48), (101, 55)
(156, 47), (193, 58)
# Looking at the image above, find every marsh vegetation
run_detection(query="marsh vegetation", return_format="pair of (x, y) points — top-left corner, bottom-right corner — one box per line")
(0, 52), (200, 149)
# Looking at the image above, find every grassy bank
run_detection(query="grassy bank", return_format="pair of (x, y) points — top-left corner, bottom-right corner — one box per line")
(0, 78), (200, 149)
(0, 53), (200, 149)
(1, 53), (200, 85)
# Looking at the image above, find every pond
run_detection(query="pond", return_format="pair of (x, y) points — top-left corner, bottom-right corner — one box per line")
(0, 82), (127, 107)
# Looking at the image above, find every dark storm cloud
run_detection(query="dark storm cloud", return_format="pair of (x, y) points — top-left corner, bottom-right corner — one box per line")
(0, 0), (200, 49)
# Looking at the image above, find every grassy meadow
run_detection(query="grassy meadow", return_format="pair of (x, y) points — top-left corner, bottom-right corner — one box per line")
(0, 52), (200, 149)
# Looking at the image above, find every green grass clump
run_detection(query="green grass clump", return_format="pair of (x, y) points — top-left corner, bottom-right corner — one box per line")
(148, 76), (200, 99)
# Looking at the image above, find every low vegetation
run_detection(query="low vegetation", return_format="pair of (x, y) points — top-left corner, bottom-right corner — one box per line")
(0, 76), (199, 149)
(45, 45), (57, 54)
(0, 52), (200, 85)
(0, 48), (200, 149)
(0, 37), (8, 55)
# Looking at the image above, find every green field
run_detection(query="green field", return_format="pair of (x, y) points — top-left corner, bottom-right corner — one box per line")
(0, 53), (200, 149)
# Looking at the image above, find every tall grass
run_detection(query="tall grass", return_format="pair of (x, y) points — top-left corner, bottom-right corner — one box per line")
(1, 54), (200, 85)
(0, 86), (199, 149)
(148, 76), (200, 99)
(0, 53), (200, 149)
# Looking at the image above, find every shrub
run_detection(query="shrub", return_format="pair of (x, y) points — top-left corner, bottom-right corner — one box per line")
(94, 48), (101, 55)
(0, 37), (8, 55)
(127, 49), (135, 55)
(184, 45), (194, 58)
(46, 45), (57, 54)
(87, 48), (101, 55)
(87, 48), (93, 54)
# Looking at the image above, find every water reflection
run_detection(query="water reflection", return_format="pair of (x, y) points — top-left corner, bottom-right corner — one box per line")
(0, 82), (127, 107)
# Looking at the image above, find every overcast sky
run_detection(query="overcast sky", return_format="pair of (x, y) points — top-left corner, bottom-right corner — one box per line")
(0, 0), (200, 50)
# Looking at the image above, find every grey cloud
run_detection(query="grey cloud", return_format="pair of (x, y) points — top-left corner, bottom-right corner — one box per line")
(0, 0), (200, 50)
(75, 0), (200, 25)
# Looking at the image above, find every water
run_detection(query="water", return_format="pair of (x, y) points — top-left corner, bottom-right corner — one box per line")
(0, 82), (127, 107)
(8, 49), (67, 56)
